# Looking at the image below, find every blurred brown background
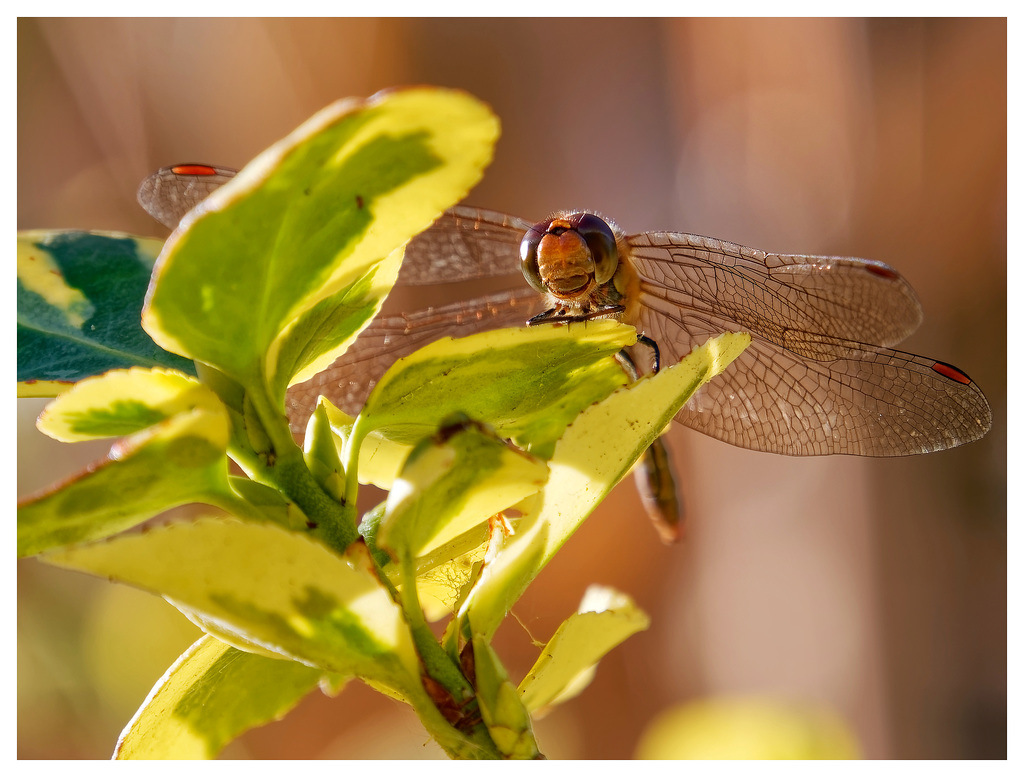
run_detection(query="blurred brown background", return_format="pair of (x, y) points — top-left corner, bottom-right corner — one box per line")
(17, 18), (1006, 759)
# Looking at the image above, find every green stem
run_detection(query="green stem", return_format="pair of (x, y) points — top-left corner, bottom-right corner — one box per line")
(271, 449), (358, 552)
(244, 384), (358, 553)
(398, 553), (474, 702)
(202, 487), (276, 524)
(400, 679), (501, 759)
(393, 553), (509, 757)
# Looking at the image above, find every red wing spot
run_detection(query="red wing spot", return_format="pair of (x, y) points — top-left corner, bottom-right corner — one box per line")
(170, 164), (220, 176)
(932, 360), (973, 385)
(865, 263), (900, 281)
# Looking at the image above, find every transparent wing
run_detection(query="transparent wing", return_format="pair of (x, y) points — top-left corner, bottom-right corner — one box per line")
(136, 165), (238, 229)
(627, 231), (924, 349)
(285, 208), (538, 430)
(285, 286), (547, 431)
(136, 165), (530, 284)
(138, 168), (990, 456)
(400, 205), (530, 284)
(627, 232), (992, 455)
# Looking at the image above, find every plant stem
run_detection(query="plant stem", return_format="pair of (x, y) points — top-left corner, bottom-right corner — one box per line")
(243, 383), (358, 553)
(202, 487), (275, 524)
(398, 554), (474, 701)
(392, 553), (511, 757)
(401, 679), (501, 759)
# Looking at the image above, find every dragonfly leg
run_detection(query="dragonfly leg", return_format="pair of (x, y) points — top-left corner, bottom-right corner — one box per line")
(636, 334), (661, 373)
(526, 308), (564, 325)
(634, 437), (684, 544)
(614, 346), (684, 542)
(615, 348), (641, 381)
(526, 303), (626, 326)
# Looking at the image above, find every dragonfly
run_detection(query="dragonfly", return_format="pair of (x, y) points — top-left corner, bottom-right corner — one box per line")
(138, 165), (993, 535)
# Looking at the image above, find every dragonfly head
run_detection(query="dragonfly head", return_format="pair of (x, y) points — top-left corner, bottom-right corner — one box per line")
(520, 212), (620, 300)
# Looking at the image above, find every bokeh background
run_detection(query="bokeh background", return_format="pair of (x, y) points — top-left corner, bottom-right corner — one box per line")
(17, 18), (1006, 759)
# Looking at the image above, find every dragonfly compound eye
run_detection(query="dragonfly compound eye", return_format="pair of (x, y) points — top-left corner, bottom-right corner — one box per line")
(568, 212), (619, 284)
(519, 221), (550, 295)
(520, 213), (621, 300)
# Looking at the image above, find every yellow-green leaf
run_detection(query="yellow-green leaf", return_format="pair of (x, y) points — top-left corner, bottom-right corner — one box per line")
(115, 635), (327, 760)
(518, 585), (649, 716)
(471, 635), (540, 759)
(319, 398), (413, 491)
(18, 406), (231, 557)
(37, 367), (221, 442)
(347, 320), (636, 469)
(414, 532), (491, 622)
(272, 244), (405, 397)
(143, 88), (500, 402)
(461, 332), (750, 639)
(379, 416), (548, 559)
(635, 697), (860, 759)
(44, 517), (420, 690)
(302, 399), (346, 503)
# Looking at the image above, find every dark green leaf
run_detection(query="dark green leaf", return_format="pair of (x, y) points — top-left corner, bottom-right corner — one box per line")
(17, 230), (195, 396)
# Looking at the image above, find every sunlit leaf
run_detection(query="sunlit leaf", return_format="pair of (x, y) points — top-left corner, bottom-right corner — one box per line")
(349, 321), (636, 465)
(378, 416), (547, 559)
(17, 230), (194, 396)
(319, 398), (413, 491)
(518, 585), (649, 715)
(414, 535), (490, 622)
(461, 332), (751, 639)
(272, 244), (405, 396)
(302, 399), (346, 503)
(44, 517), (421, 690)
(36, 367), (222, 442)
(635, 697), (860, 759)
(359, 499), (491, 622)
(471, 636), (540, 759)
(18, 406), (231, 557)
(115, 635), (328, 760)
(143, 88), (500, 403)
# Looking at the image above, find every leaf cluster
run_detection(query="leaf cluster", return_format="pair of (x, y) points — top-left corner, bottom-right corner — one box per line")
(17, 88), (747, 759)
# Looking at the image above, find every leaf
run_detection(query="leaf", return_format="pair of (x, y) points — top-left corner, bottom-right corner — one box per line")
(517, 585), (649, 716)
(461, 332), (751, 640)
(470, 636), (540, 759)
(359, 499), (490, 622)
(349, 320), (636, 464)
(635, 697), (860, 759)
(302, 399), (347, 503)
(36, 367), (222, 442)
(271, 244), (405, 397)
(44, 517), (421, 690)
(115, 635), (327, 760)
(414, 535), (490, 622)
(18, 405), (231, 557)
(378, 416), (548, 560)
(320, 398), (413, 491)
(143, 87), (500, 402)
(17, 230), (195, 396)
(227, 475), (302, 528)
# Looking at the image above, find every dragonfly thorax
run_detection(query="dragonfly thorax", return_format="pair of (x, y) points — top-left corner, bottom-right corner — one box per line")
(520, 212), (620, 301)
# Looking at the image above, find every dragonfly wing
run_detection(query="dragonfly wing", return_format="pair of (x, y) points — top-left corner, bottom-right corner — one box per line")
(135, 167), (531, 286)
(136, 165), (238, 229)
(286, 286), (548, 431)
(628, 231), (923, 349)
(679, 329), (989, 455)
(628, 234), (990, 455)
(398, 205), (531, 285)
